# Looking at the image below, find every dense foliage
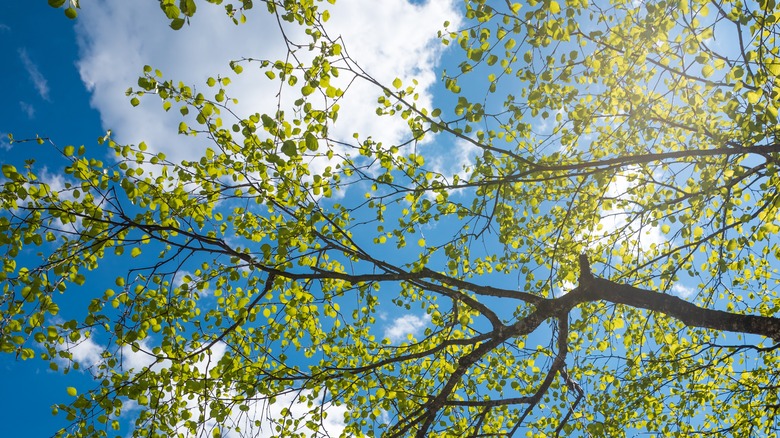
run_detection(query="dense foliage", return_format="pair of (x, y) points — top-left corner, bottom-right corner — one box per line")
(5, 0), (780, 435)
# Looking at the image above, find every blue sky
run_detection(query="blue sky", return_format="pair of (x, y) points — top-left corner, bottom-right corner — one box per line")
(0, 0), (725, 436)
(0, 4), (104, 436)
(0, 4), (102, 162)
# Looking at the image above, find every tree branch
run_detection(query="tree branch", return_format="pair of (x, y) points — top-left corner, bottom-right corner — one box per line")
(575, 256), (780, 342)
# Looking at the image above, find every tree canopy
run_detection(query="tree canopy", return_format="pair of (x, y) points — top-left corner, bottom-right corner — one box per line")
(5, 0), (780, 436)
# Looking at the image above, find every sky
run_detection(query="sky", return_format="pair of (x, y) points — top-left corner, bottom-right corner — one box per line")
(0, 5), (103, 435)
(0, 1), (709, 436)
(0, 1), (467, 436)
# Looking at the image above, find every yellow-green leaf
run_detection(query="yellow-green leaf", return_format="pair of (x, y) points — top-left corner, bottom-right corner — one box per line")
(305, 132), (318, 151)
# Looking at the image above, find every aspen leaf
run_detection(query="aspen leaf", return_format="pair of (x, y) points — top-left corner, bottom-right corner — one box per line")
(170, 18), (185, 30)
(281, 140), (297, 157)
(1, 164), (16, 178)
(304, 132), (318, 151)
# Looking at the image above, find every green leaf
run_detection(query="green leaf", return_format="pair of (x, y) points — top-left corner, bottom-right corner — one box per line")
(281, 140), (297, 157)
(181, 0), (197, 16)
(48, 0), (67, 7)
(131, 247), (142, 258)
(170, 18), (185, 30)
(304, 132), (318, 151)
(2, 164), (17, 178)
(392, 78), (402, 89)
(67, 387), (77, 396)
(162, 4), (180, 19)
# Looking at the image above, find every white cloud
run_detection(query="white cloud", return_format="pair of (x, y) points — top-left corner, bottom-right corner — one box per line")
(320, 0), (459, 143)
(671, 283), (695, 299)
(554, 280), (576, 297)
(0, 24), (10, 32)
(119, 340), (348, 437)
(68, 337), (103, 367)
(583, 169), (665, 253)
(429, 137), (480, 186)
(38, 166), (71, 194)
(0, 133), (11, 151)
(19, 101), (35, 118)
(55, 333), (104, 370)
(45, 327), (345, 436)
(118, 339), (177, 373)
(73, 1), (460, 165)
(221, 389), (349, 438)
(18, 48), (50, 101)
(384, 313), (431, 343)
(173, 269), (212, 297)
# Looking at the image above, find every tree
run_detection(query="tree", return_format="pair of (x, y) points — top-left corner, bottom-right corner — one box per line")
(5, 0), (780, 436)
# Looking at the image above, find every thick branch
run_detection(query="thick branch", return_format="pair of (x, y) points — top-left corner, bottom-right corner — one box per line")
(576, 257), (780, 342)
